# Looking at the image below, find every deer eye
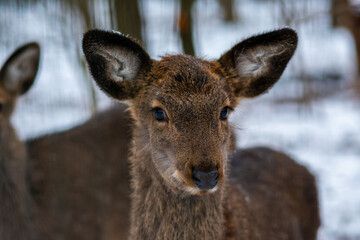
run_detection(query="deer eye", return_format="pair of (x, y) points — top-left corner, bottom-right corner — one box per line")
(0, 103), (2, 112)
(220, 107), (232, 120)
(152, 108), (168, 122)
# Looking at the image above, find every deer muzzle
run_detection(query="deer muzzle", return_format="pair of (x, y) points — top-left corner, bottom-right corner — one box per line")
(192, 169), (219, 190)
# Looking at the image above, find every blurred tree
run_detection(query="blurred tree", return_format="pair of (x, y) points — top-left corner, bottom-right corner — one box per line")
(75, 0), (92, 29)
(63, 0), (144, 114)
(279, 0), (297, 26)
(111, 0), (143, 43)
(179, 0), (195, 55)
(218, 0), (237, 22)
(278, 0), (316, 104)
(66, 0), (98, 114)
(332, 0), (360, 90)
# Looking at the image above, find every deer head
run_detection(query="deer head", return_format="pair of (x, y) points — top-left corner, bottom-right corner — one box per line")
(83, 29), (297, 195)
(0, 42), (40, 125)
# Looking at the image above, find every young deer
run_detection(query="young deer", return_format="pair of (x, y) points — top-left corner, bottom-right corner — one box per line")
(0, 42), (40, 240)
(0, 42), (131, 240)
(27, 105), (133, 240)
(83, 28), (320, 240)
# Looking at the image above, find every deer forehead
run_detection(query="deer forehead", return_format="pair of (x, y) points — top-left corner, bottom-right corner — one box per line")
(151, 91), (229, 118)
(147, 56), (231, 106)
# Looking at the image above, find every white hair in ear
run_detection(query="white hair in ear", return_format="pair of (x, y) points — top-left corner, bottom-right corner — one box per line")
(236, 45), (285, 79)
(3, 47), (39, 91)
(98, 47), (141, 83)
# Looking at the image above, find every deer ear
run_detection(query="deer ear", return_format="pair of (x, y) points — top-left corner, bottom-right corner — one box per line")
(0, 42), (40, 95)
(82, 29), (151, 101)
(218, 28), (297, 98)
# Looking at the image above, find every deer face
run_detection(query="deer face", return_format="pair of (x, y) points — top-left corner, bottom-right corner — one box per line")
(0, 43), (40, 126)
(131, 56), (235, 194)
(83, 29), (297, 195)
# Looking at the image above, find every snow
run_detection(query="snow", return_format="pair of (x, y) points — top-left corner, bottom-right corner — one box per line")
(233, 91), (360, 240)
(1, 0), (359, 239)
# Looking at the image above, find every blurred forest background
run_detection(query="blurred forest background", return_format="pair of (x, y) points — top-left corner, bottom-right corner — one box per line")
(0, 0), (360, 239)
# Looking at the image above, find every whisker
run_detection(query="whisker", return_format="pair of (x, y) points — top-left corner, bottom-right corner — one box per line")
(230, 122), (244, 131)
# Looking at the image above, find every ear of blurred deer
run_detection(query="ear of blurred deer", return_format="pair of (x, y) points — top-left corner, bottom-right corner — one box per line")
(82, 29), (151, 102)
(0, 42), (40, 95)
(218, 28), (298, 98)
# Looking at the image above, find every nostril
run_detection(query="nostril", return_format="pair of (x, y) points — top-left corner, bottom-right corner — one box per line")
(209, 170), (219, 185)
(192, 170), (219, 190)
(192, 174), (201, 184)
(209, 170), (218, 178)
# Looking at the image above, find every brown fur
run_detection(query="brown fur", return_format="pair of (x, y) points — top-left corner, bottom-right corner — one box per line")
(0, 42), (40, 240)
(225, 147), (320, 240)
(83, 28), (320, 240)
(1, 43), (133, 240)
(27, 105), (132, 240)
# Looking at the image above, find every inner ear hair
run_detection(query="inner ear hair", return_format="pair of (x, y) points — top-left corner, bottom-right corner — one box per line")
(219, 28), (298, 98)
(97, 47), (141, 83)
(0, 42), (40, 95)
(236, 44), (286, 79)
(82, 29), (152, 101)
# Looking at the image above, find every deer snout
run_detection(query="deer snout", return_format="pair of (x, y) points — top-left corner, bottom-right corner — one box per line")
(192, 170), (219, 190)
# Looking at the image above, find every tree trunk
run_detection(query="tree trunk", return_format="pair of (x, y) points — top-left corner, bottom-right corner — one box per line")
(71, 0), (98, 114)
(332, 0), (360, 90)
(179, 0), (195, 55)
(113, 0), (143, 43)
(219, 0), (237, 22)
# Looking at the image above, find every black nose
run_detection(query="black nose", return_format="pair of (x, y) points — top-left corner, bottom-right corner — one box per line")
(192, 170), (219, 190)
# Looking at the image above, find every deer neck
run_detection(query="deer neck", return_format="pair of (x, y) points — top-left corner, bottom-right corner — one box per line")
(0, 122), (34, 240)
(0, 122), (26, 180)
(129, 126), (225, 240)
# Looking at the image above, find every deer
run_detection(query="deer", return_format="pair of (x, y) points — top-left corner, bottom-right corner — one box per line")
(27, 104), (133, 240)
(0, 43), (132, 240)
(0, 42), (40, 240)
(0, 31), (319, 240)
(83, 28), (320, 240)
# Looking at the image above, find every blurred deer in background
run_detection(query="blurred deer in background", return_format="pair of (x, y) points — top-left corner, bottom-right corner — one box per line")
(27, 104), (132, 240)
(0, 43), (132, 240)
(0, 42), (40, 240)
(83, 28), (320, 240)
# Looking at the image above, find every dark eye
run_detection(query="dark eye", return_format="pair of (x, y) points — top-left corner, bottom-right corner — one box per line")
(0, 103), (2, 112)
(152, 108), (168, 122)
(220, 107), (231, 120)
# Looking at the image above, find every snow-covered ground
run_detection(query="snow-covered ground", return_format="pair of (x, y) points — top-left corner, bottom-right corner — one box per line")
(1, 0), (359, 239)
(234, 91), (360, 240)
